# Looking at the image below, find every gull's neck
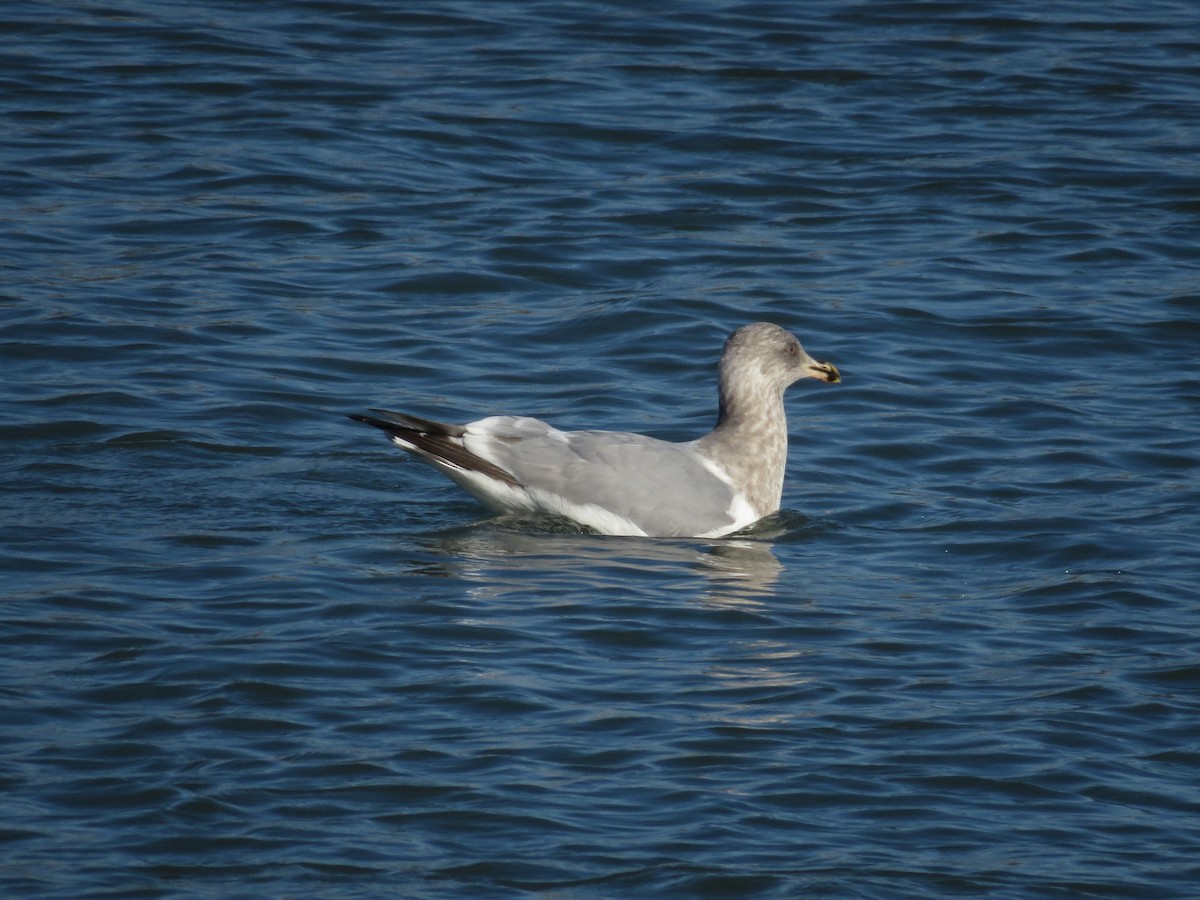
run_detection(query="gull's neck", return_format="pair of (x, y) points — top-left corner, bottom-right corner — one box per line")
(697, 378), (790, 516)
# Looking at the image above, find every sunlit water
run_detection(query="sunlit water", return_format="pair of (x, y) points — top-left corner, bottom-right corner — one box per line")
(3, 1), (1199, 897)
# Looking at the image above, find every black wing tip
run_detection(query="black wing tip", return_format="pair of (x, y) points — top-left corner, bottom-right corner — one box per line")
(347, 409), (521, 488)
(348, 409), (467, 437)
(347, 413), (407, 437)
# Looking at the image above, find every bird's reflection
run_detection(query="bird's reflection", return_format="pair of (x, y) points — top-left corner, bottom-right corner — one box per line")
(412, 513), (805, 606)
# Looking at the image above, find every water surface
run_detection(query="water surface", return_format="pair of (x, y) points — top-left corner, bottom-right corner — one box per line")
(3, 1), (1199, 897)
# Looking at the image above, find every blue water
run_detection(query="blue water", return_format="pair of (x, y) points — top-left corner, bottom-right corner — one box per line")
(3, 1), (1199, 896)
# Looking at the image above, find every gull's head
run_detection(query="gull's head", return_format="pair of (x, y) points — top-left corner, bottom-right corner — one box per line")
(720, 322), (841, 392)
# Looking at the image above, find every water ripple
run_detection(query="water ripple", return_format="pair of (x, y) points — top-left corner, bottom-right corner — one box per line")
(3, 0), (1200, 897)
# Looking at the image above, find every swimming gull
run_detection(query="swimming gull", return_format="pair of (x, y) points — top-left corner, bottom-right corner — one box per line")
(349, 322), (840, 538)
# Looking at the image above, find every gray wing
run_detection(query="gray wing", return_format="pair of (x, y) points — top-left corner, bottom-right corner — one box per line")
(475, 425), (739, 538)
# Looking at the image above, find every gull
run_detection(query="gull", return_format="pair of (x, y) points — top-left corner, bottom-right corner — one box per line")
(349, 322), (840, 538)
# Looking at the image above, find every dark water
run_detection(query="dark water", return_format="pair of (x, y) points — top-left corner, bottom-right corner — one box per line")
(3, 1), (1200, 896)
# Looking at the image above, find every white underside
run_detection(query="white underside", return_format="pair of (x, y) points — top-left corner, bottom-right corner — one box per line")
(692, 453), (762, 538)
(391, 435), (649, 535)
(450, 466), (650, 536)
(391, 431), (765, 539)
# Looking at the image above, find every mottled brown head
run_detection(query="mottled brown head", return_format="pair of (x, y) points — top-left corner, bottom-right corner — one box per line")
(719, 322), (840, 397)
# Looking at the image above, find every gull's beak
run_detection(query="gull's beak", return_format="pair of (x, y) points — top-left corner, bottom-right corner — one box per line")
(807, 359), (841, 383)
